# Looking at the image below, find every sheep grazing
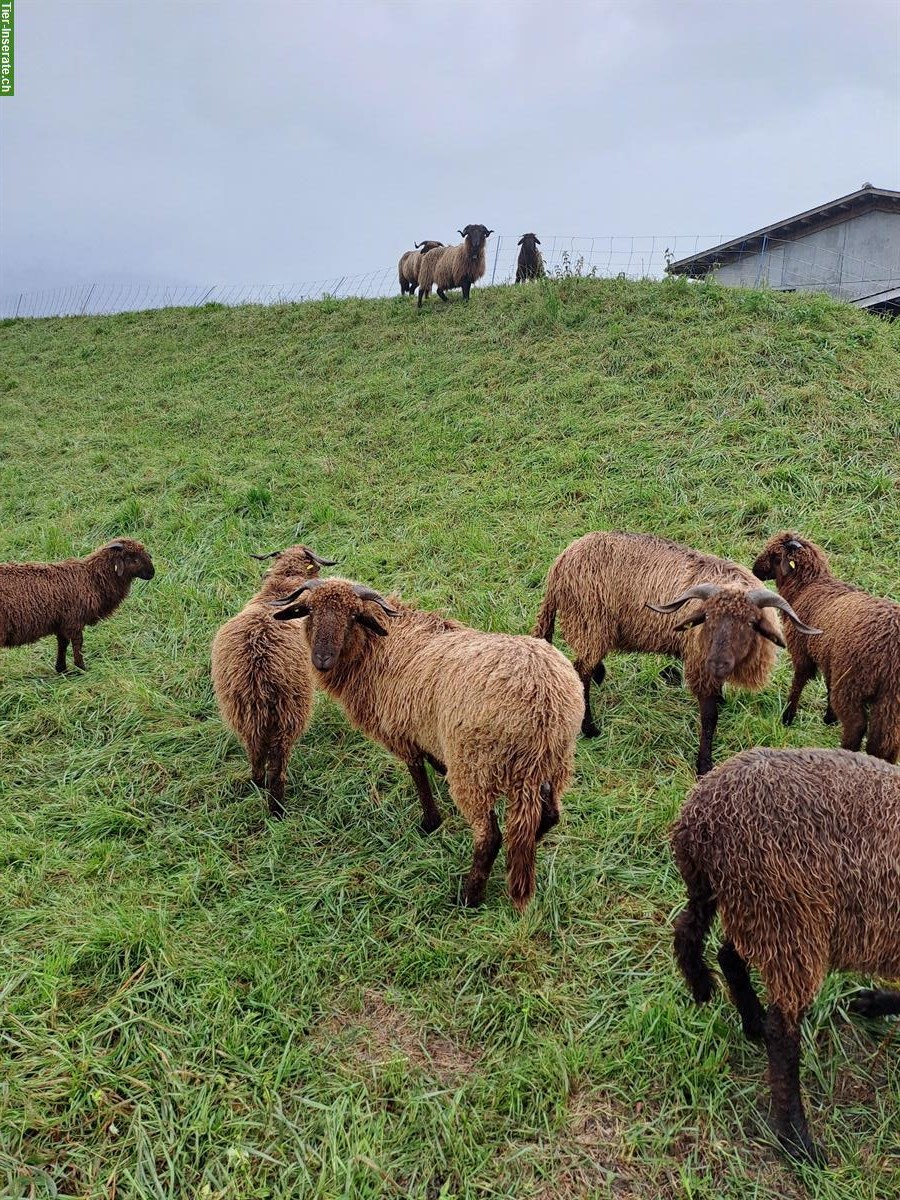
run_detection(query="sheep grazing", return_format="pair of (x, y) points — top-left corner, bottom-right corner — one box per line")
(515, 233), (544, 282)
(752, 531), (900, 762)
(398, 240), (444, 296)
(532, 532), (820, 774)
(0, 539), (155, 672)
(672, 746), (900, 1165)
(417, 224), (493, 308)
(271, 577), (582, 911)
(210, 545), (336, 819)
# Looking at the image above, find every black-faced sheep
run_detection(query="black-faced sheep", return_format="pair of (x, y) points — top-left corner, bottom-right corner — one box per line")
(211, 545), (336, 818)
(271, 576), (582, 911)
(672, 746), (900, 1165)
(532, 532), (819, 774)
(515, 233), (544, 282)
(0, 539), (155, 672)
(417, 224), (493, 308)
(398, 240), (444, 296)
(752, 531), (900, 762)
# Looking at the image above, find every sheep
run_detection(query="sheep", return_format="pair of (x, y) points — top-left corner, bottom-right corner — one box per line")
(752, 531), (900, 762)
(0, 539), (155, 672)
(417, 224), (493, 308)
(671, 746), (900, 1165)
(398, 240), (444, 296)
(515, 233), (544, 282)
(532, 531), (820, 774)
(210, 544), (336, 818)
(271, 576), (583, 911)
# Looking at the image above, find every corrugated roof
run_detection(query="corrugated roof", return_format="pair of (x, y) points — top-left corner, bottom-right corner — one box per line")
(667, 186), (900, 277)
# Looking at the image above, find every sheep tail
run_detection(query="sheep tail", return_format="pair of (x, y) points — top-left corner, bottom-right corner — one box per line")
(505, 779), (545, 913)
(671, 822), (718, 1004)
(532, 585), (556, 643)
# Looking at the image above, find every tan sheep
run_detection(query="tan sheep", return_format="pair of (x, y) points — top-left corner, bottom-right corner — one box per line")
(271, 577), (583, 911)
(398, 240), (443, 295)
(211, 545), (336, 818)
(417, 224), (493, 308)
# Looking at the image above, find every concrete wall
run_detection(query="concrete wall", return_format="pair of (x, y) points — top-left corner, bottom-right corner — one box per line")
(711, 208), (900, 303)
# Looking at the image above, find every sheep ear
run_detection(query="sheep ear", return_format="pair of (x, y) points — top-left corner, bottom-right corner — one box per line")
(752, 619), (786, 649)
(355, 612), (389, 637)
(272, 603), (310, 621)
(534, 237), (540, 244)
(674, 614), (706, 632)
(518, 236), (524, 245)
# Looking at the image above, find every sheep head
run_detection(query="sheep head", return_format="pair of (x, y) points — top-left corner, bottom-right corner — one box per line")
(752, 532), (831, 588)
(458, 224), (493, 257)
(252, 545), (338, 594)
(518, 233), (540, 247)
(104, 539), (155, 581)
(647, 584), (821, 684)
(415, 240), (444, 252)
(271, 577), (399, 673)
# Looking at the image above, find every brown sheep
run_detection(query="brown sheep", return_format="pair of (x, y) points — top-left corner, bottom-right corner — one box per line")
(210, 545), (336, 819)
(271, 577), (583, 911)
(417, 224), (493, 308)
(515, 233), (544, 282)
(0, 539), (155, 672)
(752, 531), (900, 761)
(672, 746), (900, 1165)
(398, 240), (444, 296)
(532, 532), (819, 774)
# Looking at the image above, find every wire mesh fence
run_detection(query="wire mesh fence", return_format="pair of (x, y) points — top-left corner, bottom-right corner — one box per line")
(2, 231), (897, 319)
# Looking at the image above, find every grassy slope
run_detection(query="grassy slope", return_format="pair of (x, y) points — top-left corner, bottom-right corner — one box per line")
(0, 277), (898, 1200)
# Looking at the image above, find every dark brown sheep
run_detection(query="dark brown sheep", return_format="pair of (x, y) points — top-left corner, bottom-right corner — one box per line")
(271, 577), (582, 911)
(398, 240), (444, 296)
(515, 233), (544, 282)
(0, 539), (155, 672)
(417, 224), (493, 308)
(672, 746), (900, 1165)
(752, 531), (900, 761)
(533, 531), (819, 774)
(210, 545), (336, 818)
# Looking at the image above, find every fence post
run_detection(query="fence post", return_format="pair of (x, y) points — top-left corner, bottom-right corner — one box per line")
(15, 293), (22, 317)
(78, 283), (96, 316)
(490, 235), (502, 285)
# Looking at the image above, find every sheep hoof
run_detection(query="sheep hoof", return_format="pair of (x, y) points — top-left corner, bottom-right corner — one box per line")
(460, 885), (485, 908)
(741, 1015), (766, 1043)
(268, 800), (286, 820)
(778, 1127), (827, 1168)
(420, 815), (442, 836)
(848, 989), (895, 1019)
(696, 758), (713, 776)
(581, 720), (599, 738)
(781, 706), (796, 727)
(823, 707), (838, 726)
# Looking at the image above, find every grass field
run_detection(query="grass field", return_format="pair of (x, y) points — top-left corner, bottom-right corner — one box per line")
(0, 277), (898, 1199)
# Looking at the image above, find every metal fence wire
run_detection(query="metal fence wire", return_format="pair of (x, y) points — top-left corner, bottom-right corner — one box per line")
(2, 232), (897, 319)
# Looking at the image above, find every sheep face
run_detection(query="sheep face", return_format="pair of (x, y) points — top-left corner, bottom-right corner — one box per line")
(518, 233), (540, 248)
(107, 539), (155, 581)
(256, 545), (337, 586)
(752, 532), (830, 588)
(459, 224), (493, 256)
(271, 578), (398, 674)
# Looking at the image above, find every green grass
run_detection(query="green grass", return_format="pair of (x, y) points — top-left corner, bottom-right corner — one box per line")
(0, 277), (898, 1199)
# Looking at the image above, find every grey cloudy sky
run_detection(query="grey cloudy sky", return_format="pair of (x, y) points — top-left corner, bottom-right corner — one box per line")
(1, 0), (898, 297)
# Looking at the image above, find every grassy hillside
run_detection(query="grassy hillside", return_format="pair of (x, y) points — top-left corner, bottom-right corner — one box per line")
(0, 278), (898, 1200)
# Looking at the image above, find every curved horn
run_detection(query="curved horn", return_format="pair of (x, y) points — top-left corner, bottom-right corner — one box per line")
(646, 584), (723, 614)
(106, 541), (125, 551)
(414, 240), (424, 249)
(785, 538), (804, 552)
(747, 589), (822, 635)
(351, 583), (400, 617)
(306, 549), (338, 567)
(250, 550), (281, 560)
(270, 577), (328, 607)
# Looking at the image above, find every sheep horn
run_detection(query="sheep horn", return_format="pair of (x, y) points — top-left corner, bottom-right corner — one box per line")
(785, 538), (804, 551)
(351, 584), (400, 617)
(250, 550), (282, 560)
(306, 549), (338, 567)
(106, 541), (125, 551)
(270, 578), (328, 606)
(746, 589), (823, 635)
(646, 584), (723, 613)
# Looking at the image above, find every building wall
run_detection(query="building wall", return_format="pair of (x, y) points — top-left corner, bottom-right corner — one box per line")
(711, 209), (900, 303)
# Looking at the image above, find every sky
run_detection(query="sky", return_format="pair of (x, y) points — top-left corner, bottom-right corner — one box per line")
(1, 0), (899, 299)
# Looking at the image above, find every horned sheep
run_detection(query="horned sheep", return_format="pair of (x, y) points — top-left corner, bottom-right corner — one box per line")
(271, 576), (583, 911)
(515, 233), (544, 282)
(672, 746), (900, 1164)
(211, 545), (336, 818)
(0, 539), (155, 672)
(398, 240), (444, 296)
(417, 224), (493, 308)
(752, 531), (900, 762)
(533, 531), (819, 774)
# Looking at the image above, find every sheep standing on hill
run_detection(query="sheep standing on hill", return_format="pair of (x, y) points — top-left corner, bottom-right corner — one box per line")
(272, 576), (582, 911)
(211, 545), (336, 818)
(0, 539), (155, 672)
(417, 224), (493, 308)
(752, 531), (900, 761)
(515, 233), (544, 282)
(672, 746), (900, 1164)
(398, 240), (444, 296)
(533, 532), (820, 774)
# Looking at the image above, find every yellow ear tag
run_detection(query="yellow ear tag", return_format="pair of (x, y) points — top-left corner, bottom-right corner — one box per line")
(789, 559), (796, 570)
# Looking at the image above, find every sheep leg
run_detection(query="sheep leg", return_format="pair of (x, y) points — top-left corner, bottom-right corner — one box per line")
(436, 288), (448, 303)
(865, 699), (900, 763)
(839, 708), (866, 753)
(535, 781), (559, 842)
(54, 634), (69, 673)
(461, 281), (471, 301)
(765, 1005), (824, 1166)
(695, 690), (722, 776)
(249, 743), (267, 791)
(575, 658), (603, 737)
(266, 745), (287, 820)
(424, 752), (447, 777)
(417, 287), (426, 309)
(408, 756), (442, 834)
(718, 941), (765, 1042)
(70, 629), (86, 670)
(673, 878), (717, 1004)
(460, 810), (502, 908)
(781, 657), (817, 725)
(848, 988), (900, 1018)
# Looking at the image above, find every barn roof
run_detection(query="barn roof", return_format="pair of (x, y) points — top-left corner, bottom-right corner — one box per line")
(667, 186), (900, 278)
